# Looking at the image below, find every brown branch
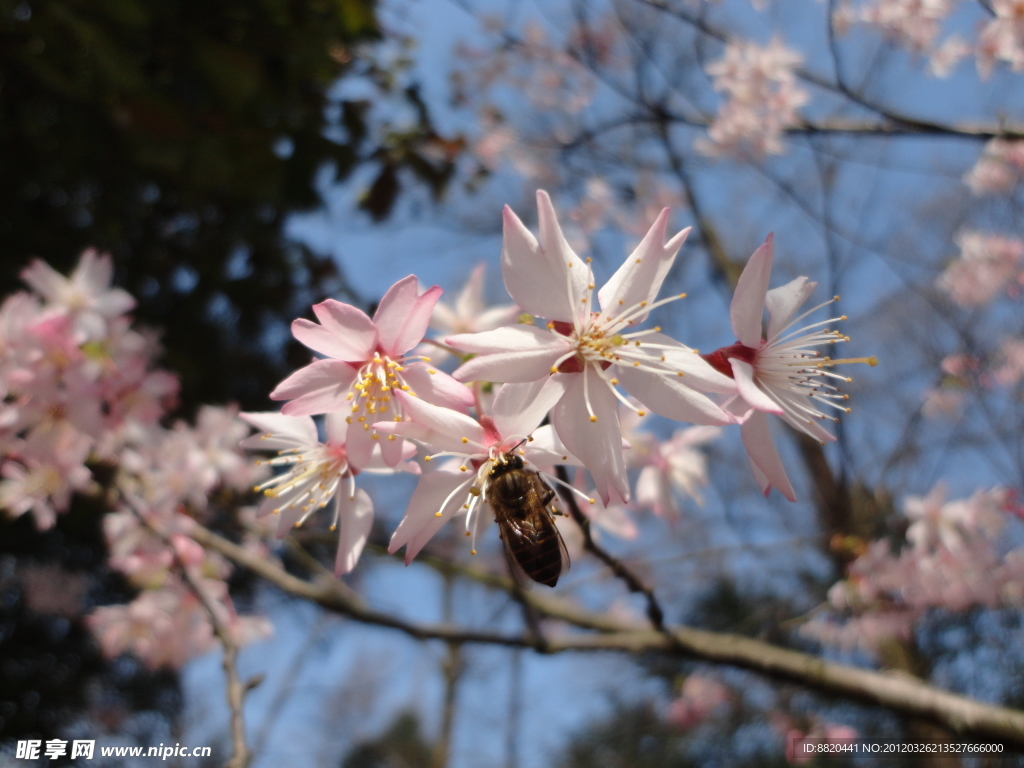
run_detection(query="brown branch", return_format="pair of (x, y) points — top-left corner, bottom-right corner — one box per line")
(189, 522), (1024, 747)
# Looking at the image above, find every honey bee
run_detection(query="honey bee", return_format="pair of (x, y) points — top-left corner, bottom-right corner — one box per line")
(487, 449), (570, 588)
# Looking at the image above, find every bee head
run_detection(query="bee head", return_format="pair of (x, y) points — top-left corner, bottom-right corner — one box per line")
(489, 451), (525, 476)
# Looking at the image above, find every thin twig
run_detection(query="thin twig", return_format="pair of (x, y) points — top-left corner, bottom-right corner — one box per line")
(554, 467), (671, 636)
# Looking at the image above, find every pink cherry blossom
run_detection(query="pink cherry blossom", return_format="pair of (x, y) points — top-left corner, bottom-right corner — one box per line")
(241, 411), (417, 575)
(21, 249), (135, 342)
(426, 263), (519, 362)
(667, 675), (732, 729)
(964, 138), (1024, 195)
(270, 276), (473, 468)
(977, 0), (1024, 77)
(630, 420), (720, 520)
(378, 379), (584, 564)
(702, 235), (876, 501)
(804, 486), (1024, 654)
(700, 38), (809, 157)
(447, 191), (734, 505)
(937, 230), (1024, 306)
(993, 337), (1024, 387)
(0, 425), (92, 528)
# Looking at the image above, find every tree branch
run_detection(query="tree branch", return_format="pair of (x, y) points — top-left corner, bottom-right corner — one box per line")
(189, 523), (1024, 747)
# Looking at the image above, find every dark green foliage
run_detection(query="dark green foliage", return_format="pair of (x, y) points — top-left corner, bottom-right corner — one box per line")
(0, 0), (458, 412)
(558, 700), (695, 768)
(341, 711), (435, 768)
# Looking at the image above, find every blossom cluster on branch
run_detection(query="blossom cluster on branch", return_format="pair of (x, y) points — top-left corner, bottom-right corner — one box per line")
(0, 251), (270, 668)
(248, 190), (873, 578)
(803, 485), (1024, 654)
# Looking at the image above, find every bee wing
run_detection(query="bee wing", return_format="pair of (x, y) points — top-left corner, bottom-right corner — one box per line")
(498, 517), (536, 591)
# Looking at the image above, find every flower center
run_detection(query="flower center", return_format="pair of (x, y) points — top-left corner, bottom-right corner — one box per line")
(701, 341), (758, 377)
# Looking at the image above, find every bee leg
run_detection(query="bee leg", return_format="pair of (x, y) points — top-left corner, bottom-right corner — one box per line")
(540, 488), (556, 506)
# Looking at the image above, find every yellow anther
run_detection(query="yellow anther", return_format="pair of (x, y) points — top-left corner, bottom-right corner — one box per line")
(635, 258), (642, 264)
(401, 385), (411, 391)
(329, 524), (337, 530)
(589, 415), (598, 422)
(676, 371), (684, 377)
(638, 410), (646, 417)
(550, 366), (559, 374)
(834, 294), (840, 301)
(633, 361), (641, 367)
(435, 511), (443, 517)
(388, 435), (396, 441)
(465, 530), (472, 536)
(588, 498), (595, 504)
(460, 465), (467, 472)
(461, 437), (469, 443)
(654, 326), (661, 332)
(427, 369), (437, 375)
(585, 257), (593, 263)
(610, 377), (619, 385)
(588, 283), (595, 290)
(640, 300), (647, 307)
(272, 509), (280, 515)
(470, 549), (477, 555)
(357, 416), (365, 422)
(371, 434), (380, 440)
(424, 455), (432, 462)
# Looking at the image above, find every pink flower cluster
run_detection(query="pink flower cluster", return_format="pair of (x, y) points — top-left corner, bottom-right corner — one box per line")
(835, 0), (1024, 77)
(700, 38), (809, 157)
(0, 250), (270, 668)
(937, 230), (1024, 307)
(802, 486), (1024, 654)
(964, 139), (1024, 196)
(259, 191), (871, 580)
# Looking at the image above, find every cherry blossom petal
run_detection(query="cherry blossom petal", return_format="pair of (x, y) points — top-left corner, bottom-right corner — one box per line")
(324, 411), (350, 444)
(385, 390), (487, 452)
(731, 234), (774, 347)
(448, 326), (572, 383)
(524, 424), (582, 466)
(346, 418), (378, 468)
(20, 260), (66, 299)
(334, 488), (374, 575)
(598, 210), (690, 322)
(374, 276), (444, 356)
(765, 276), (817, 342)
(500, 193), (590, 322)
(492, 377), (568, 439)
(378, 431), (407, 466)
(551, 370), (629, 505)
(272, 360), (358, 416)
(389, 472), (471, 563)
(647, 333), (738, 394)
(291, 300), (378, 361)
(94, 288), (136, 316)
(616, 365), (733, 426)
(455, 263), (486, 318)
(239, 412), (318, 450)
(730, 359), (784, 414)
(740, 410), (795, 502)
(400, 364), (474, 411)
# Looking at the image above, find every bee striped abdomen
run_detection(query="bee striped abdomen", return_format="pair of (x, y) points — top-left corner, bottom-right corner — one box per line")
(488, 453), (569, 588)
